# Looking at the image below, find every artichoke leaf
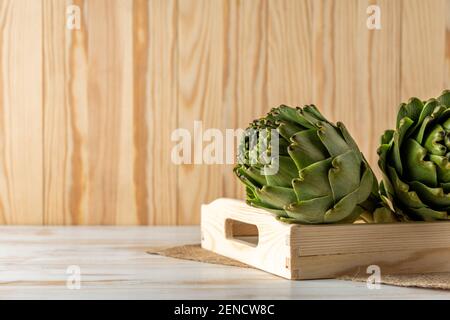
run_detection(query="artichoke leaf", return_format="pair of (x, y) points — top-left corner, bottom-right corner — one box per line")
(328, 150), (360, 203)
(409, 206), (448, 221)
(270, 106), (302, 125)
(429, 155), (450, 182)
(437, 89), (450, 107)
(284, 195), (333, 224)
(339, 206), (367, 224)
(403, 138), (438, 186)
(381, 130), (394, 145)
(409, 181), (450, 208)
(436, 108), (450, 126)
(418, 99), (440, 126)
(245, 186), (258, 202)
(377, 142), (397, 199)
(410, 100), (440, 143)
(277, 137), (290, 156)
(292, 157), (333, 201)
(273, 105), (312, 128)
(277, 122), (303, 140)
(392, 206), (412, 222)
(276, 216), (303, 224)
(379, 173), (395, 211)
(414, 116), (433, 144)
(396, 98), (422, 129)
(264, 156), (297, 188)
(413, 105), (447, 144)
(254, 185), (298, 209)
(377, 143), (390, 172)
(303, 105), (327, 122)
(379, 183), (395, 211)
(337, 122), (363, 160)
(324, 164), (373, 223)
(324, 188), (360, 223)
(248, 200), (289, 218)
(289, 129), (329, 170)
(441, 182), (450, 193)
(392, 117), (414, 176)
(234, 165), (266, 188)
(359, 210), (374, 223)
(372, 207), (398, 223)
(357, 163), (375, 203)
(316, 121), (351, 157)
(387, 165), (430, 209)
(444, 118), (450, 132)
(446, 132), (450, 149)
(297, 106), (324, 127)
(424, 124), (446, 156)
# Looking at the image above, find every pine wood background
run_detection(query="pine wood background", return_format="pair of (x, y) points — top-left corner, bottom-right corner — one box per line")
(0, 0), (448, 225)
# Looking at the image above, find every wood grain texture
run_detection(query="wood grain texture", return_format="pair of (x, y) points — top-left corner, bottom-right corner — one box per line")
(355, 0), (401, 171)
(145, 0), (178, 225)
(0, 0), (43, 224)
(447, 0), (450, 89)
(202, 198), (450, 280)
(43, 0), (89, 224)
(1, 0), (450, 225)
(177, 0), (225, 224)
(401, 0), (447, 100)
(268, 0), (313, 106)
(86, 0), (136, 225)
(43, 0), (178, 225)
(44, 0), (137, 225)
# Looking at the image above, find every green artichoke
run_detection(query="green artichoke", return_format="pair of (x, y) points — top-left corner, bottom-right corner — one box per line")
(378, 90), (450, 221)
(234, 105), (380, 224)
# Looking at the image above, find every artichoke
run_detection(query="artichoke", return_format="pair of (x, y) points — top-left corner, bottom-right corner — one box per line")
(234, 105), (380, 224)
(378, 90), (450, 221)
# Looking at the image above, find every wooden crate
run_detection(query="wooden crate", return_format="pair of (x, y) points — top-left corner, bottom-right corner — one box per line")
(201, 198), (450, 280)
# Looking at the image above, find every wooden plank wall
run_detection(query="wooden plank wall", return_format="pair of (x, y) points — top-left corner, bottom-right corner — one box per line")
(0, 0), (449, 225)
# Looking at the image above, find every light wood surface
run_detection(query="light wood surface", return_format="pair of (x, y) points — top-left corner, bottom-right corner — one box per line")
(0, 0), (449, 225)
(146, 0), (179, 225)
(0, 0), (43, 224)
(178, 0), (225, 224)
(1, 226), (450, 299)
(401, 0), (447, 100)
(202, 198), (450, 280)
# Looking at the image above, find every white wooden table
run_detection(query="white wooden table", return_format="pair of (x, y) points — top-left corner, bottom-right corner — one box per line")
(1, 226), (449, 300)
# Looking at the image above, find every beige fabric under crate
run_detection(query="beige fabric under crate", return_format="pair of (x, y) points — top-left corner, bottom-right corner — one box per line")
(148, 244), (450, 290)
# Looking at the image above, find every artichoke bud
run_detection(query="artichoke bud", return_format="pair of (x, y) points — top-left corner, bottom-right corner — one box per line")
(378, 90), (450, 221)
(234, 104), (380, 224)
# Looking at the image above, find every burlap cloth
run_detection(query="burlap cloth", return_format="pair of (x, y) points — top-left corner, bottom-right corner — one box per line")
(148, 244), (450, 290)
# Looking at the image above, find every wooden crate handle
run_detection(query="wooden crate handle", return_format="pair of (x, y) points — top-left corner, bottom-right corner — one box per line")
(201, 198), (294, 279)
(224, 218), (259, 248)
